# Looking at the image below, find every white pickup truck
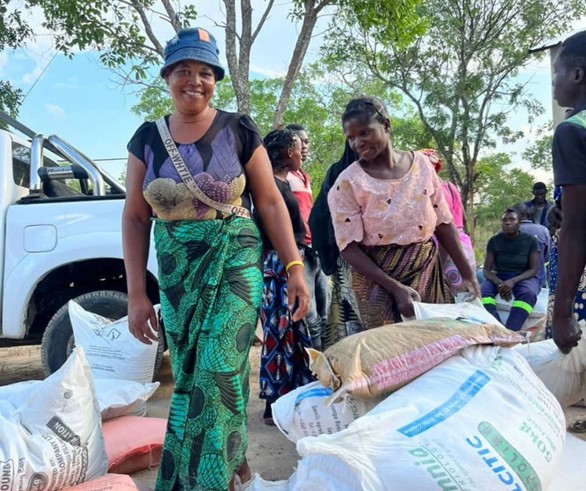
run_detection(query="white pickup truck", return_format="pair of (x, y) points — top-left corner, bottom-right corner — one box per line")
(0, 112), (162, 375)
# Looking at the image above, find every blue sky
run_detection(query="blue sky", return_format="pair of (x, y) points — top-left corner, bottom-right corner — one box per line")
(1, 3), (582, 182)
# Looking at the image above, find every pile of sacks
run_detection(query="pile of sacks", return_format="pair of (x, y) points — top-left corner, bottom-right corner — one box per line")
(0, 301), (167, 491)
(255, 299), (586, 491)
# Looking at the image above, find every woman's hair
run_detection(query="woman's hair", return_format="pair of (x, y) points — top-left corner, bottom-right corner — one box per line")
(263, 129), (297, 170)
(342, 96), (389, 125)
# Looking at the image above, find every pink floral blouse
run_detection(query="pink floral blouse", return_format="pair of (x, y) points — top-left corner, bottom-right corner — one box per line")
(327, 152), (452, 251)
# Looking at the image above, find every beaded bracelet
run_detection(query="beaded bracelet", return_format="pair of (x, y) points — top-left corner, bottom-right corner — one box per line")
(285, 260), (304, 273)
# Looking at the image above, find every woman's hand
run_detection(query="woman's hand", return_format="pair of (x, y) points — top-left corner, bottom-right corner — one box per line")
(128, 294), (159, 345)
(393, 285), (421, 318)
(286, 268), (310, 322)
(461, 273), (481, 298)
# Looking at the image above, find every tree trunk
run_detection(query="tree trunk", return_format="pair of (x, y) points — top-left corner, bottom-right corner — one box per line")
(223, 0), (249, 113)
(272, 1), (325, 127)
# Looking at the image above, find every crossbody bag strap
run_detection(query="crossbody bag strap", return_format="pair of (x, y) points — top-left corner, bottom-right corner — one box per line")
(155, 117), (251, 219)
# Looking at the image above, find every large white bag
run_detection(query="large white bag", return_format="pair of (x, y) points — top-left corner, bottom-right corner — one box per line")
(412, 297), (506, 327)
(547, 433), (586, 491)
(0, 348), (107, 491)
(93, 379), (160, 420)
(0, 378), (160, 421)
(68, 301), (158, 384)
(272, 382), (380, 443)
(290, 346), (565, 491)
(513, 336), (586, 408)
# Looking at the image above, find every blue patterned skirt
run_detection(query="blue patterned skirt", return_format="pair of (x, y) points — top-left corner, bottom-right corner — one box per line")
(259, 249), (315, 401)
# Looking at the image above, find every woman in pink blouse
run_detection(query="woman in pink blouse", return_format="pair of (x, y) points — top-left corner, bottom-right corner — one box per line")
(328, 97), (480, 329)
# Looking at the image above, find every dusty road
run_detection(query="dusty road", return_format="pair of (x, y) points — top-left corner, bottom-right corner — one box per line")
(0, 344), (298, 488)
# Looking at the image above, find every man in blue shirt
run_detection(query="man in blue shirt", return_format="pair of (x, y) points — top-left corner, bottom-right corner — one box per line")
(512, 203), (550, 287)
(524, 182), (552, 226)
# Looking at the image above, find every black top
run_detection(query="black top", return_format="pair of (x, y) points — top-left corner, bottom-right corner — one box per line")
(487, 232), (538, 274)
(127, 110), (262, 219)
(553, 103), (586, 187)
(255, 178), (306, 250)
(308, 142), (358, 275)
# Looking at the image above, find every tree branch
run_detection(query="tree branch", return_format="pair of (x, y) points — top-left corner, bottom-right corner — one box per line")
(160, 0), (180, 31)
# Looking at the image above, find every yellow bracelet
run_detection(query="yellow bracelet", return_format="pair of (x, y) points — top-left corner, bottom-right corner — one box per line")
(285, 260), (304, 273)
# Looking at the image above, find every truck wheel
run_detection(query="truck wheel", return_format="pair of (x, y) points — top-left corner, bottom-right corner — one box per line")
(41, 290), (165, 379)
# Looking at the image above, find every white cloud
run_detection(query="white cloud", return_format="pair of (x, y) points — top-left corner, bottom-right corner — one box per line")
(22, 66), (43, 85)
(54, 80), (79, 90)
(44, 103), (65, 119)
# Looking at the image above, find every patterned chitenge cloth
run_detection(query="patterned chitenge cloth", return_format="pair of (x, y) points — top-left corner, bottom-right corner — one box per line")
(352, 239), (452, 329)
(153, 217), (262, 491)
(321, 258), (363, 350)
(259, 249), (314, 402)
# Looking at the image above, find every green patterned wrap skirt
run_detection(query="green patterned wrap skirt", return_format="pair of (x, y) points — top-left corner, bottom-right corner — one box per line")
(153, 217), (262, 491)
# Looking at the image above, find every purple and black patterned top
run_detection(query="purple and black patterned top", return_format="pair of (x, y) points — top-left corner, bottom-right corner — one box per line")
(127, 110), (263, 220)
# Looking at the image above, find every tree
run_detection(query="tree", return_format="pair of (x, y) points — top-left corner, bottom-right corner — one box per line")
(0, 1), (33, 117)
(522, 123), (553, 172)
(322, 0), (584, 236)
(29, 0), (422, 125)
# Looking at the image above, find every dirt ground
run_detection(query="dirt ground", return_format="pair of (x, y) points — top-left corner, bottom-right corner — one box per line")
(0, 344), (298, 488)
(2, 344), (586, 489)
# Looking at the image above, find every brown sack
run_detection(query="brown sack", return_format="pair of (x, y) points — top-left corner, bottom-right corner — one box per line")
(308, 317), (523, 401)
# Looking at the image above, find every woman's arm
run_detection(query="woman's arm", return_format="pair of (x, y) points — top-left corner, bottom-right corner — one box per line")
(246, 146), (309, 321)
(436, 222), (480, 295)
(341, 242), (420, 317)
(122, 154), (158, 344)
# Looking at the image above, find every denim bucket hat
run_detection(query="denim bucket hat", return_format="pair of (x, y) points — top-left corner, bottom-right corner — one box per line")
(160, 27), (225, 80)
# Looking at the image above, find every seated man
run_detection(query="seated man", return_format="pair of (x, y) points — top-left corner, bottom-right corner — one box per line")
(481, 208), (540, 331)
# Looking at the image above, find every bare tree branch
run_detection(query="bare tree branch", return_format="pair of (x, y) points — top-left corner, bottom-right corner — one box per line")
(160, 0), (180, 31)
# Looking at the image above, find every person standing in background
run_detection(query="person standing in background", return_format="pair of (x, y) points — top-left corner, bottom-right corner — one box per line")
(549, 30), (586, 356)
(422, 148), (476, 294)
(511, 202), (550, 287)
(524, 182), (552, 226)
(255, 129), (315, 426)
(286, 124), (328, 351)
(309, 141), (363, 349)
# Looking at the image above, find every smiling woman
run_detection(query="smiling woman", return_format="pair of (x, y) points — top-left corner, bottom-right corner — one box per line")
(121, 27), (309, 491)
(327, 96), (480, 329)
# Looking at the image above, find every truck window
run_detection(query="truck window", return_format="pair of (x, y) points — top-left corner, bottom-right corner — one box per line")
(11, 141), (123, 197)
(12, 142), (84, 196)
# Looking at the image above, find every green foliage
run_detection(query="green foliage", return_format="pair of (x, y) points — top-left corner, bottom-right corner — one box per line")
(522, 123), (554, 171)
(472, 153), (536, 259)
(335, 0), (425, 48)
(0, 1), (33, 48)
(0, 1), (33, 118)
